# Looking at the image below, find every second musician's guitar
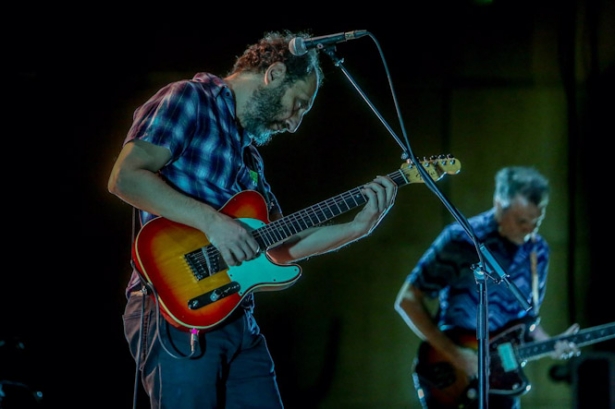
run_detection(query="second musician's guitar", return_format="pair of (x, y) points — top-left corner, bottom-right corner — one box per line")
(132, 155), (461, 331)
(412, 319), (615, 409)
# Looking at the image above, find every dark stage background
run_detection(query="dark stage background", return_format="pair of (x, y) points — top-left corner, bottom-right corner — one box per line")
(4, 1), (615, 408)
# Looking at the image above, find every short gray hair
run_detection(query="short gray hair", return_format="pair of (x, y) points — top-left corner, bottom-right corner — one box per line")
(493, 166), (550, 209)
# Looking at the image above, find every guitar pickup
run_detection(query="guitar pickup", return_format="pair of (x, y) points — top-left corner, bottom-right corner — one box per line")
(188, 282), (241, 309)
(497, 342), (520, 372)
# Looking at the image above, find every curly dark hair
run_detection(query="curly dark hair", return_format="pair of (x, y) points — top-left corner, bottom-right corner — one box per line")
(229, 30), (324, 88)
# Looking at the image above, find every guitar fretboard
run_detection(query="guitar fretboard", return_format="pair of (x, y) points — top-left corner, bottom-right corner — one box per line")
(251, 155), (460, 249)
(254, 169), (411, 248)
(518, 322), (615, 361)
(194, 155), (460, 275)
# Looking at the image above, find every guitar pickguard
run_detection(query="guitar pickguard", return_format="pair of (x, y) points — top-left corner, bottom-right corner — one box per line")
(487, 324), (529, 395)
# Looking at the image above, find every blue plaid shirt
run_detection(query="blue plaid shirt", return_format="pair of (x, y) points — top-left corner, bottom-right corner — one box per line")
(406, 208), (549, 332)
(123, 73), (281, 304)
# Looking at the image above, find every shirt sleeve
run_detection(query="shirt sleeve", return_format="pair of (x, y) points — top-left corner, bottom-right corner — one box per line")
(407, 226), (478, 298)
(125, 80), (202, 161)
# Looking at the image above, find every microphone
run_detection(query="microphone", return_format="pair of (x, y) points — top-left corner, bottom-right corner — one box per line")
(289, 30), (368, 56)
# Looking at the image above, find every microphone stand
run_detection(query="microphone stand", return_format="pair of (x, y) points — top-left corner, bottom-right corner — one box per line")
(321, 42), (531, 409)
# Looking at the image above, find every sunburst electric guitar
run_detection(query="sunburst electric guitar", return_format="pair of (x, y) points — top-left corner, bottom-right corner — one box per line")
(132, 155), (461, 331)
(412, 320), (615, 409)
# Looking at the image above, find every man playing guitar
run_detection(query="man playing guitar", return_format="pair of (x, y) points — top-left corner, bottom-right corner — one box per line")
(394, 166), (581, 409)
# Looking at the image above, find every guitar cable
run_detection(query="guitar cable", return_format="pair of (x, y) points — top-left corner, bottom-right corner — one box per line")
(132, 284), (148, 409)
(129, 209), (200, 409)
(130, 264), (200, 408)
(137, 278), (201, 360)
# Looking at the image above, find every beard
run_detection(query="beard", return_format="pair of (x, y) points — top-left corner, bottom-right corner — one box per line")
(241, 83), (289, 146)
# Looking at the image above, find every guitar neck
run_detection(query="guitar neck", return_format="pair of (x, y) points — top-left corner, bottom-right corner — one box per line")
(518, 322), (615, 361)
(253, 168), (410, 249)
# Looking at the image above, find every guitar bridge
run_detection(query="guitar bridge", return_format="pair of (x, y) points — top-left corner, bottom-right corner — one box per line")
(188, 282), (241, 309)
(185, 246), (222, 280)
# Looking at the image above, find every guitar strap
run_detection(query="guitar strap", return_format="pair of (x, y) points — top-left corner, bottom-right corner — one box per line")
(244, 145), (275, 213)
(530, 234), (539, 314)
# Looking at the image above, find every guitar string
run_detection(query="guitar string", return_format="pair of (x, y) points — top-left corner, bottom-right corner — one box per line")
(197, 156), (457, 276)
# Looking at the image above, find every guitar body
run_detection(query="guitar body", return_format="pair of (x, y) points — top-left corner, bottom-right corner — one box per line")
(412, 319), (615, 408)
(413, 323), (530, 409)
(132, 190), (302, 331)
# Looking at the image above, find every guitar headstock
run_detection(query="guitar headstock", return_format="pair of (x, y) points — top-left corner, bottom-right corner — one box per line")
(401, 154), (461, 183)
